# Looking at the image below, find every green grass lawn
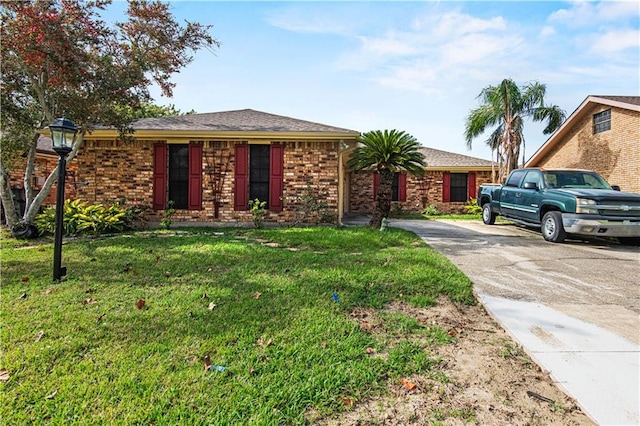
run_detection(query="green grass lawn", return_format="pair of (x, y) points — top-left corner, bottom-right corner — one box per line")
(1, 227), (475, 425)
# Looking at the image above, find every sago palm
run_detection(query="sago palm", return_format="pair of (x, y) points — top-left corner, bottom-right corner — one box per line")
(464, 78), (565, 182)
(348, 129), (426, 228)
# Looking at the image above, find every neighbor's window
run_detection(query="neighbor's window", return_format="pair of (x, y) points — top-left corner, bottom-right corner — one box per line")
(391, 172), (399, 201)
(249, 144), (270, 208)
(593, 109), (611, 134)
(450, 173), (468, 202)
(168, 144), (189, 209)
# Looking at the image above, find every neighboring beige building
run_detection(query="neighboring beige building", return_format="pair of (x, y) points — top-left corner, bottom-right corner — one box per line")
(526, 95), (640, 193)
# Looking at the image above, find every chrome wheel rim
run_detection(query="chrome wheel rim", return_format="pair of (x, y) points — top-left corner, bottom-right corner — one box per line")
(544, 218), (555, 238)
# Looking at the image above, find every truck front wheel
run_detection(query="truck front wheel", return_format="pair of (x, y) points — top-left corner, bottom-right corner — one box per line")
(542, 211), (567, 243)
(482, 203), (496, 225)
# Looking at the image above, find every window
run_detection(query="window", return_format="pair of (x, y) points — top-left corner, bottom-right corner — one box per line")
(168, 145), (189, 209)
(391, 173), (399, 201)
(373, 172), (406, 202)
(522, 170), (541, 188)
(506, 169), (526, 187)
(153, 143), (202, 211)
(450, 173), (468, 202)
(593, 109), (611, 134)
(442, 172), (476, 203)
(234, 143), (284, 212)
(249, 145), (270, 208)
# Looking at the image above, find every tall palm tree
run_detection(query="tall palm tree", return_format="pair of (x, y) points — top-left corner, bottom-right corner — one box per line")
(464, 78), (566, 183)
(348, 129), (426, 228)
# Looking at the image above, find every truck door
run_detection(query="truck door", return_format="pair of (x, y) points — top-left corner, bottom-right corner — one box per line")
(500, 169), (526, 218)
(519, 170), (543, 223)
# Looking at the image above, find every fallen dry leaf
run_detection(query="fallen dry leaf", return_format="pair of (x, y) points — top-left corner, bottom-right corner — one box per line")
(401, 378), (417, 391)
(207, 268), (212, 272)
(0, 369), (9, 382)
(45, 288), (53, 294)
(44, 390), (57, 400)
(35, 331), (45, 342)
(163, 270), (170, 277)
(82, 298), (97, 305)
(249, 365), (255, 374)
(208, 302), (217, 310)
(342, 397), (354, 407)
(203, 355), (212, 371)
(21, 276), (29, 282)
(253, 291), (261, 299)
(135, 299), (146, 309)
(365, 347), (377, 354)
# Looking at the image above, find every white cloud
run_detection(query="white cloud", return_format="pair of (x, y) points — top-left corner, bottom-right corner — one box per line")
(549, 0), (639, 27)
(540, 26), (556, 37)
(590, 28), (640, 53)
(265, 6), (352, 35)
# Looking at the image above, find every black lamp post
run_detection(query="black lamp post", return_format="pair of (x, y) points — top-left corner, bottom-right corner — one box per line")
(49, 117), (79, 281)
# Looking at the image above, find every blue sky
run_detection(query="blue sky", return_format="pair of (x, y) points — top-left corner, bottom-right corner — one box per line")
(110, 1), (639, 161)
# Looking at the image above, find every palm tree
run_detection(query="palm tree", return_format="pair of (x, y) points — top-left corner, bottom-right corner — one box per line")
(464, 78), (566, 183)
(348, 129), (426, 228)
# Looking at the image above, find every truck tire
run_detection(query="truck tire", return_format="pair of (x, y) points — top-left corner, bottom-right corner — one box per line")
(482, 203), (496, 225)
(542, 211), (567, 243)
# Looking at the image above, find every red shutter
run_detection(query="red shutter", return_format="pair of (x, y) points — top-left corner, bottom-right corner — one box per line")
(269, 144), (284, 212)
(188, 143), (203, 210)
(373, 172), (380, 201)
(467, 172), (476, 200)
(442, 172), (451, 203)
(398, 173), (407, 202)
(152, 143), (167, 210)
(234, 144), (249, 211)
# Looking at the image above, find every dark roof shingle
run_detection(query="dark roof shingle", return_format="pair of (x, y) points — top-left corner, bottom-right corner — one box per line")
(420, 146), (493, 168)
(132, 109), (359, 133)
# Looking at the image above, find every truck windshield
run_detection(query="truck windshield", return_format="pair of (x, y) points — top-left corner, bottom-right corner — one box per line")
(542, 171), (612, 190)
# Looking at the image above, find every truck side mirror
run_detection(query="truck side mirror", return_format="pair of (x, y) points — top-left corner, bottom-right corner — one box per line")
(523, 182), (538, 190)
(611, 185), (621, 191)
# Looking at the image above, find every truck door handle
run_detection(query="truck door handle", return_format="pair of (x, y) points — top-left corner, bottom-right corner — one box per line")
(516, 192), (522, 197)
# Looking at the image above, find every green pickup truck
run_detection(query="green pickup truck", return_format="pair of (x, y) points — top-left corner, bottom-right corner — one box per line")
(477, 168), (640, 244)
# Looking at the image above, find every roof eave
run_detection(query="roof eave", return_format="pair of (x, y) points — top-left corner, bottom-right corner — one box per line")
(526, 95), (640, 167)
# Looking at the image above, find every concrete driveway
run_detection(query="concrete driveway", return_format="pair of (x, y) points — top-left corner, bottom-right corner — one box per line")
(381, 218), (639, 425)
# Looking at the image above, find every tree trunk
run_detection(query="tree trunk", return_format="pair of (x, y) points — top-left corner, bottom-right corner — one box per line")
(0, 159), (19, 229)
(369, 169), (393, 228)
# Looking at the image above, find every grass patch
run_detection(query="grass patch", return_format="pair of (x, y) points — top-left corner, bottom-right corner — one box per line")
(1, 226), (474, 424)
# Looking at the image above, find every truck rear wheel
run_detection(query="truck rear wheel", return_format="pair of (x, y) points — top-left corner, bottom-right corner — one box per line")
(542, 211), (567, 243)
(482, 203), (496, 225)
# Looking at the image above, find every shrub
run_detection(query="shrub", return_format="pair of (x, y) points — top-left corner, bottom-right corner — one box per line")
(464, 198), (482, 215)
(35, 200), (127, 236)
(248, 198), (267, 228)
(297, 184), (332, 223)
(160, 200), (176, 230)
(421, 204), (439, 216)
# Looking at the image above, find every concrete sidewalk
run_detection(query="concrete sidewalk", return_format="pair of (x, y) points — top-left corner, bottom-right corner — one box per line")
(342, 216), (640, 425)
(479, 295), (639, 425)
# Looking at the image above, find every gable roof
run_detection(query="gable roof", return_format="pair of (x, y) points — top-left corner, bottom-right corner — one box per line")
(85, 109), (359, 141)
(132, 109), (359, 133)
(526, 95), (640, 166)
(420, 146), (493, 170)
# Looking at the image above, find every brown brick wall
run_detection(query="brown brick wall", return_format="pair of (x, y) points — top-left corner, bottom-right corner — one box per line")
(6, 153), (79, 210)
(349, 170), (492, 214)
(74, 139), (340, 224)
(535, 105), (640, 193)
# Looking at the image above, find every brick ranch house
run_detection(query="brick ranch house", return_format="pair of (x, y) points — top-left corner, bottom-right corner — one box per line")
(526, 95), (640, 193)
(9, 109), (494, 226)
(348, 147), (493, 216)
